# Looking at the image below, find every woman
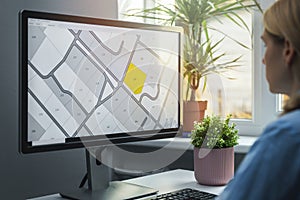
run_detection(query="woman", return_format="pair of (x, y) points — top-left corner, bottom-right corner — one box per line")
(218, 0), (300, 199)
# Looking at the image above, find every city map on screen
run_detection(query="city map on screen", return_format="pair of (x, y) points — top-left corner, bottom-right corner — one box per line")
(27, 17), (180, 145)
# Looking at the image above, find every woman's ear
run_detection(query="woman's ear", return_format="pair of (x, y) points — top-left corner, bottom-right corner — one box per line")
(284, 39), (296, 67)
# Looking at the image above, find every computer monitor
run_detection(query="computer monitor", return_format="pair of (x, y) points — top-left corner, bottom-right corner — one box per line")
(19, 10), (182, 199)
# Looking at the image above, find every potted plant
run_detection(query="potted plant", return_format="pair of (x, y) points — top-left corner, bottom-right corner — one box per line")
(126, 0), (262, 132)
(191, 114), (238, 185)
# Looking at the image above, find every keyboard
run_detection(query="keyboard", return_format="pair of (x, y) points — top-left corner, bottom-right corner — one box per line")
(146, 188), (217, 200)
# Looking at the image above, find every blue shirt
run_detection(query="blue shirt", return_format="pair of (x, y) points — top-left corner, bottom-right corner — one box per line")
(218, 109), (300, 200)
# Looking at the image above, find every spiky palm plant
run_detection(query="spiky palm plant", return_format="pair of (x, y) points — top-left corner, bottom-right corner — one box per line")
(126, 0), (262, 100)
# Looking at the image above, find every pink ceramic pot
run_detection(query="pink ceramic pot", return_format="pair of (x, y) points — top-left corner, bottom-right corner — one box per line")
(194, 147), (234, 186)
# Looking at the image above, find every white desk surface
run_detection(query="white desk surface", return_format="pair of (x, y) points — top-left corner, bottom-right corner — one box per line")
(31, 169), (225, 199)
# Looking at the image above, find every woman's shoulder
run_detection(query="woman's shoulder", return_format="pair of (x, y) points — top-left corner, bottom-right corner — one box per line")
(246, 109), (300, 162)
(279, 109), (300, 122)
(261, 109), (300, 140)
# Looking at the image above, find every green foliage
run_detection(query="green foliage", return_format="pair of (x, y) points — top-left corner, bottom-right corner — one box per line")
(191, 114), (239, 148)
(126, 0), (262, 100)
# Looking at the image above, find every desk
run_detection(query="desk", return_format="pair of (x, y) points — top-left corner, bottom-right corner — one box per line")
(31, 169), (225, 199)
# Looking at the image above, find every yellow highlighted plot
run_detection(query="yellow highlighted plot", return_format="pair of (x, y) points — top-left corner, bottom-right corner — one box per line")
(124, 63), (146, 94)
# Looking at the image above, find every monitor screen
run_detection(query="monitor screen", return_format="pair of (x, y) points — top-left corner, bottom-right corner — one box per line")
(19, 10), (182, 153)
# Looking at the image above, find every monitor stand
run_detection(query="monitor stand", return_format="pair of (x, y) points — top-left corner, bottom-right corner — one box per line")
(60, 147), (158, 200)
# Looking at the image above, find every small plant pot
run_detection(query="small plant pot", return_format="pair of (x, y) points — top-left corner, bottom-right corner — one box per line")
(194, 147), (234, 186)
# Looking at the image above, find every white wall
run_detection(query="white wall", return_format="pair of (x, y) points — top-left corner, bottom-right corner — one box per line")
(0, 0), (118, 199)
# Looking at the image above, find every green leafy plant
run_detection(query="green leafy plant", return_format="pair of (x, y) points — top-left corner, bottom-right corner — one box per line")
(191, 114), (238, 148)
(126, 0), (262, 100)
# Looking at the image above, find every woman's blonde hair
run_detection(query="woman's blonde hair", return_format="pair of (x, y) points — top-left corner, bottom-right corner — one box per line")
(263, 0), (300, 114)
(263, 0), (300, 53)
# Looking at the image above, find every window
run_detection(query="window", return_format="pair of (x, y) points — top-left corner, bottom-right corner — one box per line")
(118, 0), (145, 23)
(204, 10), (252, 119)
(118, 0), (277, 136)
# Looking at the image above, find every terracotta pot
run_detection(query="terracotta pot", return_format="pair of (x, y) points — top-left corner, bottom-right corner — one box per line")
(194, 147), (234, 186)
(183, 101), (207, 132)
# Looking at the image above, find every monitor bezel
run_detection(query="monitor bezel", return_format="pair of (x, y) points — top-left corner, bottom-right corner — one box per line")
(19, 10), (183, 154)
